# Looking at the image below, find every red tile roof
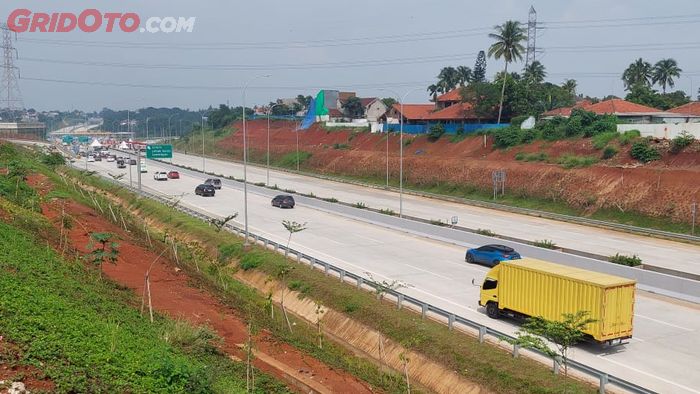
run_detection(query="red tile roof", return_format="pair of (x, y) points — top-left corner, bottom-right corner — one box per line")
(328, 108), (344, 117)
(424, 103), (479, 121)
(359, 97), (378, 108)
(391, 104), (434, 120)
(436, 88), (462, 102)
(542, 99), (661, 117)
(668, 101), (700, 116)
(338, 92), (356, 102)
(585, 99), (659, 114)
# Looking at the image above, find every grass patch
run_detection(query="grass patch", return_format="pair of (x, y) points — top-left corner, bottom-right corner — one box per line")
(379, 208), (396, 216)
(0, 213), (286, 393)
(533, 239), (557, 249)
(276, 151), (312, 169)
(475, 228), (498, 237)
(609, 253), (642, 267)
(557, 154), (599, 169)
(515, 152), (548, 162)
(619, 129), (641, 145)
(601, 146), (618, 160)
(591, 132), (619, 150)
(332, 143), (350, 150)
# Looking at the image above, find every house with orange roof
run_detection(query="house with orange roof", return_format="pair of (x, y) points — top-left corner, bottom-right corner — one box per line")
(542, 98), (699, 124)
(668, 102), (700, 117)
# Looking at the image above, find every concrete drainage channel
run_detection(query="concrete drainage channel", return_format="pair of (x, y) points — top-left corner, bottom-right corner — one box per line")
(146, 155), (700, 305)
(94, 172), (654, 394)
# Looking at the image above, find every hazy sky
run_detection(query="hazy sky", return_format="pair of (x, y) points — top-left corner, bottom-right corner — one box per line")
(1, 0), (699, 112)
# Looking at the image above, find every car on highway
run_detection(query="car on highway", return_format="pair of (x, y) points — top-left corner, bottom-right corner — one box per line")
(167, 170), (180, 179)
(116, 160), (126, 169)
(87, 155), (95, 162)
(153, 171), (168, 181)
(204, 178), (222, 189)
(194, 184), (216, 197)
(139, 159), (147, 173)
(94, 155), (102, 161)
(129, 158), (137, 165)
(106, 156), (115, 162)
(271, 195), (295, 209)
(465, 244), (521, 267)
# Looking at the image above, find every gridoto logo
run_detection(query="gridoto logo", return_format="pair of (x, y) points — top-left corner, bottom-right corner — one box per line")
(7, 9), (196, 33)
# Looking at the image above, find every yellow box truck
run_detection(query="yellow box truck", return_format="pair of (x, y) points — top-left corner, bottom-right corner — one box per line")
(478, 258), (636, 343)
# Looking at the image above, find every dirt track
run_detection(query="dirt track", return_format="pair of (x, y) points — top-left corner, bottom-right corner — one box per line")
(215, 120), (700, 224)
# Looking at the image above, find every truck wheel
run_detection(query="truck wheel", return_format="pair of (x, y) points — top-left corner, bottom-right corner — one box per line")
(486, 302), (500, 319)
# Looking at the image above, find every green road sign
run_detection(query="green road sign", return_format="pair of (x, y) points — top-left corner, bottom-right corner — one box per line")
(146, 144), (173, 159)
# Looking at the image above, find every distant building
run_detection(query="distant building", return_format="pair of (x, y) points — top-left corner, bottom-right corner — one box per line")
(542, 99), (700, 124)
(0, 121), (46, 138)
(668, 102), (700, 117)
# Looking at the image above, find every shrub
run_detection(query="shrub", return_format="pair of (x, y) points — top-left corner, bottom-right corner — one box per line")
(592, 131), (619, 150)
(630, 140), (661, 162)
(287, 280), (312, 296)
(619, 129), (641, 145)
(332, 143), (350, 150)
(493, 126), (523, 148)
(239, 253), (264, 270)
(670, 131), (694, 154)
(427, 124), (445, 141)
(475, 228), (497, 236)
(557, 154), (598, 169)
(515, 152), (525, 161)
(322, 197), (338, 203)
(354, 202), (367, 209)
(533, 239), (557, 249)
(379, 208), (396, 216)
(41, 152), (66, 167)
(602, 146), (618, 160)
(609, 253), (642, 267)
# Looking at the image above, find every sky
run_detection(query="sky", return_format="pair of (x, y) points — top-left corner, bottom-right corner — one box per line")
(1, 0), (699, 112)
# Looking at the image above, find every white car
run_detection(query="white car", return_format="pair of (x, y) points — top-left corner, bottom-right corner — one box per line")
(87, 155), (95, 162)
(106, 156), (115, 162)
(153, 171), (168, 181)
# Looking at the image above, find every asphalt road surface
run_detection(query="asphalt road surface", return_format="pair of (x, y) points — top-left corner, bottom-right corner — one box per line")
(74, 153), (700, 394)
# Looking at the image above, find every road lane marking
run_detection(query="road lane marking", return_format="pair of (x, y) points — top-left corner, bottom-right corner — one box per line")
(596, 356), (700, 394)
(634, 314), (694, 331)
(405, 264), (454, 281)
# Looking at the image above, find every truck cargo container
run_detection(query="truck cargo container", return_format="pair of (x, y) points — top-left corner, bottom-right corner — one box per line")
(478, 258), (636, 343)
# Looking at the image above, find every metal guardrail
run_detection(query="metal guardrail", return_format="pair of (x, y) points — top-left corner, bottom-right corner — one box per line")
(97, 175), (656, 394)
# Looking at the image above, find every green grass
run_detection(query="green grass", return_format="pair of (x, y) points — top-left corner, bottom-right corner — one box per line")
(275, 151), (312, 169)
(591, 132), (618, 150)
(533, 239), (557, 249)
(68, 166), (595, 394)
(557, 154), (599, 169)
(0, 211), (286, 393)
(515, 152), (548, 162)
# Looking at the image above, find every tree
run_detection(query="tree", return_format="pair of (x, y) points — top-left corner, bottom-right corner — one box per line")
(282, 220), (307, 258)
(426, 84), (440, 102)
(381, 97), (397, 108)
(437, 66), (460, 92)
(456, 65), (472, 86)
(509, 311), (596, 376)
(488, 20), (527, 123)
(622, 58), (653, 90)
(460, 82), (500, 122)
(209, 213), (238, 232)
(523, 61), (546, 84)
(652, 58), (682, 93)
(86, 232), (119, 279)
(343, 96), (365, 118)
(296, 94), (312, 109)
(472, 50), (487, 83)
(561, 79), (577, 96)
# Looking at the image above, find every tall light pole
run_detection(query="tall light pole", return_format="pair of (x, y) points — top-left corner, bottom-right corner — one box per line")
(167, 114), (177, 163)
(146, 117), (150, 141)
(242, 74), (271, 244)
(201, 115), (207, 172)
(266, 103), (281, 185)
(379, 88), (422, 218)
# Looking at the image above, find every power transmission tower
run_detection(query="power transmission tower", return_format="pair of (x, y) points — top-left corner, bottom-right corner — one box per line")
(0, 24), (24, 112)
(525, 6), (537, 68)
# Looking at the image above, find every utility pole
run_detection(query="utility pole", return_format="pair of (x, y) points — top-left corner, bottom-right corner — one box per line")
(525, 6), (537, 68)
(0, 24), (24, 112)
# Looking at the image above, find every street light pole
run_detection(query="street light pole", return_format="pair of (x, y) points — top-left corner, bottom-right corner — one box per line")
(201, 115), (207, 172)
(242, 74), (271, 244)
(267, 103), (281, 186)
(146, 117), (149, 141)
(167, 115), (176, 163)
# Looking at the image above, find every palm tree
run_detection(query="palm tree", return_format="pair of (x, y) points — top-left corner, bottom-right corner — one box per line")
(523, 61), (546, 84)
(562, 79), (577, 96)
(652, 58), (682, 93)
(426, 84), (439, 102)
(437, 66), (459, 92)
(456, 66), (473, 86)
(622, 58), (653, 90)
(488, 20), (527, 123)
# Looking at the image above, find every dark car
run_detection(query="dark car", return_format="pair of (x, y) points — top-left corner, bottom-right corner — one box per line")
(465, 244), (521, 267)
(94, 155), (102, 161)
(116, 159), (126, 168)
(129, 158), (137, 165)
(271, 195), (295, 209)
(204, 178), (222, 189)
(167, 170), (180, 179)
(194, 184), (216, 197)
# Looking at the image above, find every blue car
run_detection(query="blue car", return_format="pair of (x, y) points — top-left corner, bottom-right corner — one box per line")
(465, 244), (521, 267)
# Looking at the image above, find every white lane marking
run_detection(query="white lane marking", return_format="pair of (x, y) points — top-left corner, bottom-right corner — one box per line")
(597, 356), (700, 394)
(634, 314), (694, 332)
(405, 263), (454, 281)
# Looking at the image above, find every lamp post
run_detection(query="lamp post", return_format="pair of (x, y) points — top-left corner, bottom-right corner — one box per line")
(167, 114), (176, 163)
(201, 115), (207, 172)
(379, 88), (422, 218)
(146, 117), (149, 142)
(266, 103), (281, 185)
(242, 74), (271, 244)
